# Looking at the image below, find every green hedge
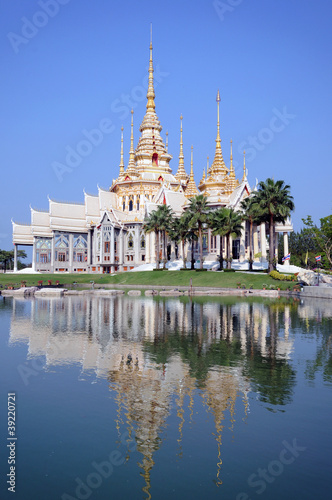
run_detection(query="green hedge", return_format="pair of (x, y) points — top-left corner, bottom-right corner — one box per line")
(269, 270), (296, 282)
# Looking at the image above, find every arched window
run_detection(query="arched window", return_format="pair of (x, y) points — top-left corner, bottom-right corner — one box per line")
(129, 200), (133, 211)
(152, 153), (158, 166)
(137, 195), (140, 211)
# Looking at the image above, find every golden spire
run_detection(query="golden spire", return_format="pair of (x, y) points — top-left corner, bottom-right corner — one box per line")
(185, 145), (199, 197)
(175, 115), (188, 182)
(229, 140), (235, 178)
(119, 126), (125, 176)
(146, 24), (155, 113)
(165, 131), (168, 152)
(227, 139), (236, 193)
(127, 109), (137, 176)
(242, 150), (247, 182)
(211, 90), (227, 177)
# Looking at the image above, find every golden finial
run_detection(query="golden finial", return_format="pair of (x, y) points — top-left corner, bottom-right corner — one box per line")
(185, 145), (199, 197)
(175, 115), (188, 182)
(166, 131), (168, 152)
(242, 150), (247, 182)
(127, 109), (136, 172)
(119, 126), (125, 175)
(146, 24), (155, 112)
(211, 90), (227, 176)
(179, 115), (184, 167)
(229, 139), (235, 177)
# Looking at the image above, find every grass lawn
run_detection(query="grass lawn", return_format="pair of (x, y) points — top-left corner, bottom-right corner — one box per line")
(0, 270), (298, 290)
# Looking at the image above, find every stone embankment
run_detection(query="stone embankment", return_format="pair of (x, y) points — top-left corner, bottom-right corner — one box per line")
(1, 286), (281, 298)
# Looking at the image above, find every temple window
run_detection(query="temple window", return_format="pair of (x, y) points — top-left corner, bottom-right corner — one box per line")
(128, 234), (134, 249)
(104, 241), (110, 253)
(152, 153), (158, 166)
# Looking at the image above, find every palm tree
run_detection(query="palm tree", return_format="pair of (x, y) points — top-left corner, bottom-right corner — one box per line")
(168, 212), (192, 269)
(143, 209), (163, 269)
(240, 196), (262, 271)
(156, 205), (174, 268)
(208, 208), (227, 270)
(252, 178), (294, 272)
(222, 208), (243, 269)
(186, 194), (209, 270)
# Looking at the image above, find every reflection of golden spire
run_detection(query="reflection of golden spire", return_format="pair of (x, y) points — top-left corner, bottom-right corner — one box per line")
(175, 115), (189, 182)
(176, 386), (185, 458)
(211, 90), (227, 177)
(119, 126), (125, 177)
(185, 146), (199, 198)
(146, 24), (155, 113)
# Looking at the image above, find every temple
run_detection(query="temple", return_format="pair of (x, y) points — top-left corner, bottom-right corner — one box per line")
(12, 36), (292, 273)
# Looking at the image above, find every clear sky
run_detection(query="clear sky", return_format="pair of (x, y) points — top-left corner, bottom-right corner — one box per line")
(1, 0), (332, 256)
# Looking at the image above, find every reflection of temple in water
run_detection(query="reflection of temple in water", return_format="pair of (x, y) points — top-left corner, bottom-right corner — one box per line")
(8, 295), (299, 497)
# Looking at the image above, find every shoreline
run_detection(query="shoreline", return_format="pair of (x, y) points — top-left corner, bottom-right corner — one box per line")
(1, 284), (297, 299)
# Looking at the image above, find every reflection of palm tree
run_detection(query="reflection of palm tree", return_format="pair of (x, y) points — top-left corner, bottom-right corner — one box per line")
(305, 334), (332, 383)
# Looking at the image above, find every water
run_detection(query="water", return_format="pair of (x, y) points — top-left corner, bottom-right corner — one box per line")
(0, 294), (331, 500)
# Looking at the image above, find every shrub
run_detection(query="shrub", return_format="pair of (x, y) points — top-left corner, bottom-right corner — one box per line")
(269, 271), (295, 282)
(223, 269), (235, 273)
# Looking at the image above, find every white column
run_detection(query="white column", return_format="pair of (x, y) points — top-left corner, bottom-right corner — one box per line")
(32, 239), (36, 272)
(87, 230), (91, 267)
(260, 223), (267, 262)
(275, 233), (279, 262)
(283, 231), (289, 266)
(239, 222), (246, 262)
(110, 226), (115, 272)
(51, 237), (55, 272)
(111, 226), (115, 263)
(135, 226), (140, 265)
(119, 228), (124, 271)
(253, 226), (259, 261)
(146, 230), (150, 263)
(151, 231), (156, 264)
(69, 234), (73, 272)
(14, 244), (18, 272)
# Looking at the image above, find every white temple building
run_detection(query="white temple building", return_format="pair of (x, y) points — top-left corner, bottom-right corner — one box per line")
(12, 37), (292, 273)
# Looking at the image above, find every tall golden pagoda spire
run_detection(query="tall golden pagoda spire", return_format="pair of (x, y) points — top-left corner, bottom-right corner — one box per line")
(211, 90), (227, 177)
(146, 24), (155, 113)
(175, 115), (189, 182)
(185, 145), (199, 198)
(127, 109), (137, 175)
(119, 126), (125, 177)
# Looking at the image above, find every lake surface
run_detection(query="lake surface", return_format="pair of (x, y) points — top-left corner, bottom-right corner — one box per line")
(0, 294), (331, 500)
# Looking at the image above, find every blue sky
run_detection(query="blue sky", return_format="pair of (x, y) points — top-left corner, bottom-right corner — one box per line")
(1, 0), (332, 256)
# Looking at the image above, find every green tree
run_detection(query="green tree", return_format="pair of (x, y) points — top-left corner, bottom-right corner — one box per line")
(0, 249), (27, 272)
(303, 214), (332, 268)
(208, 207), (227, 270)
(143, 210), (163, 269)
(252, 178), (294, 272)
(143, 205), (174, 269)
(185, 194), (209, 270)
(157, 205), (175, 269)
(221, 208), (243, 269)
(168, 212), (192, 269)
(240, 196), (262, 270)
